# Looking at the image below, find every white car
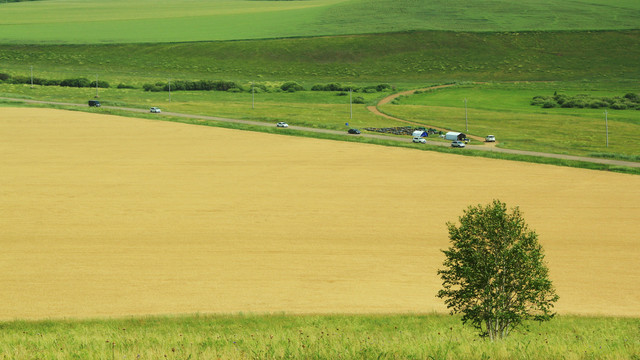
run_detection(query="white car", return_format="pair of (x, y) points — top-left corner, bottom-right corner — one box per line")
(150, 107), (161, 113)
(485, 135), (496, 142)
(451, 140), (466, 148)
(276, 122), (289, 128)
(412, 137), (426, 144)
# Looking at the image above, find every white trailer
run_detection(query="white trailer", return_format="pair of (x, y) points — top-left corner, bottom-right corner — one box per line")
(445, 132), (462, 141)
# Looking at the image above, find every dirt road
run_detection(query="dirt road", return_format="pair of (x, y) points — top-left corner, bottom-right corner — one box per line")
(366, 84), (491, 144)
(0, 97), (638, 168)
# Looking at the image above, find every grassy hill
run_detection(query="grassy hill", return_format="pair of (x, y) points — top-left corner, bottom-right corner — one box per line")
(1, 30), (639, 84)
(0, 0), (639, 44)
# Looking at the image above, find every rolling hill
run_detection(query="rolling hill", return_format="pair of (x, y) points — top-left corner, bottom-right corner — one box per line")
(0, 0), (638, 44)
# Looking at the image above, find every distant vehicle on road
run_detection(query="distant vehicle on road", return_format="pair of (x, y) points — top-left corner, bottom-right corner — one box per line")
(150, 107), (161, 113)
(88, 100), (101, 107)
(412, 137), (427, 144)
(348, 128), (361, 134)
(485, 135), (496, 142)
(276, 122), (288, 128)
(451, 140), (466, 148)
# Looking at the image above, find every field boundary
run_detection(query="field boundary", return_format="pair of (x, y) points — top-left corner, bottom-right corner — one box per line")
(1, 97), (639, 169)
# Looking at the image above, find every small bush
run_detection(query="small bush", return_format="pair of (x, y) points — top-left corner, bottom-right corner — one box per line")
(624, 93), (639, 102)
(280, 81), (304, 92)
(117, 83), (135, 89)
(533, 92), (639, 110)
(352, 96), (365, 104)
(89, 80), (110, 88)
(143, 83), (164, 92)
(0, 73), (10, 82)
(60, 78), (91, 88)
(9, 75), (29, 84)
(610, 102), (627, 110)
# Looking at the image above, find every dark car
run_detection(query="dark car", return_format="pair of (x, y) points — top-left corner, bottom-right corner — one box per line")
(348, 128), (361, 134)
(88, 100), (101, 107)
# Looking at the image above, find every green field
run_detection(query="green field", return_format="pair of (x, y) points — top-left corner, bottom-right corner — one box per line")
(1, 30), (639, 84)
(1, 314), (638, 359)
(381, 82), (640, 157)
(1, 0), (640, 44)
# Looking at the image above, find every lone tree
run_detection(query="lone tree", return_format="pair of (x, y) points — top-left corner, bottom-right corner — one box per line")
(437, 200), (559, 340)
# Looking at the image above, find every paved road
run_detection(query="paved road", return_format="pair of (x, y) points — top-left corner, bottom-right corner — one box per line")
(2, 97), (638, 168)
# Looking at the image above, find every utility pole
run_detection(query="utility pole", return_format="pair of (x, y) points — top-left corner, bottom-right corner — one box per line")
(464, 98), (468, 132)
(604, 110), (609, 147)
(349, 88), (353, 120)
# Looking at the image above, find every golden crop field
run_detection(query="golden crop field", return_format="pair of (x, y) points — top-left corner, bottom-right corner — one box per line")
(1, 107), (638, 320)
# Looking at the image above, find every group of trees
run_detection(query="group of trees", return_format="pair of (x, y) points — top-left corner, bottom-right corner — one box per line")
(1, 72), (392, 96)
(311, 83), (391, 93)
(0, 72), (121, 89)
(142, 80), (242, 92)
(531, 92), (640, 110)
(141, 80), (392, 94)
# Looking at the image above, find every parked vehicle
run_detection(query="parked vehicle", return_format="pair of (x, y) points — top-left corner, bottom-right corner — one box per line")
(485, 135), (496, 142)
(451, 140), (466, 148)
(88, 100), (101, 107)
(150, 107), (161, 113)
(348, 128), (361, 134)
(412, 137), (427, 144)
(276, 122), (288, 128)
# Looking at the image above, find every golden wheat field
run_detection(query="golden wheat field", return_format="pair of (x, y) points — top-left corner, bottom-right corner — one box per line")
(0, 107), (638, 320)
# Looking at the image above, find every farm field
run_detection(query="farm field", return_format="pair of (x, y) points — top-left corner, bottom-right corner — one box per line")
(1, 107), (639, 321)
(1, 0), (639, 44)
(381, 82), (640, 158)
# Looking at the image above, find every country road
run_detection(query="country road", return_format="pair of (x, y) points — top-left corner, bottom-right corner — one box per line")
(1, 96), (638, 168)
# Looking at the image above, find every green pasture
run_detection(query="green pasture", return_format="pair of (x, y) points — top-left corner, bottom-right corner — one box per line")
(1, 30), (639, 84)
(0, 313), (638, 359)
(382, 82), (640, 158)
(2, 81), (639, 163)
(1, 0), (639, 44)
(0, 83), (391, 130)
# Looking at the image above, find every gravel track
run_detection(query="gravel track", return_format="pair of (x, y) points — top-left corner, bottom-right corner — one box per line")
(1, 96), (638, 168)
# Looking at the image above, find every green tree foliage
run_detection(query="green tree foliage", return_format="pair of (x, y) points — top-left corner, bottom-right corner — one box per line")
(280, 81), (304, 92)
(531, 93), (640, 110)
(437, 200), (559, 340)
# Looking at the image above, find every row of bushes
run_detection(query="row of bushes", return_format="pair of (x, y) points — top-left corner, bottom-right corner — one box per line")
(311, 83), (392, 93)
(1, 72), (391, 95)
(143, 80), (243, 92)
(531, 93), (640, 110)
(0, 72), (137, 89)
(141, 80), (393, 94)
(143, 80), (301, 93)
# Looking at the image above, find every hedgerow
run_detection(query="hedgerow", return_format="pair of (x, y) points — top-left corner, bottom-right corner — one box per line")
(311, 83), (391, 92)
(143, 80), (243, 92)
(531, 93), (640, 110)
